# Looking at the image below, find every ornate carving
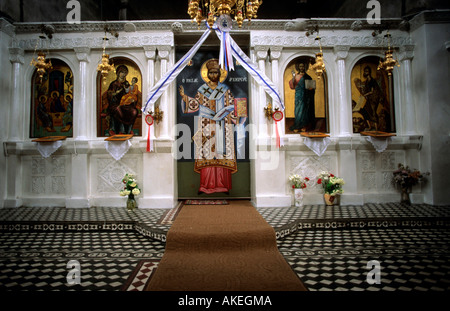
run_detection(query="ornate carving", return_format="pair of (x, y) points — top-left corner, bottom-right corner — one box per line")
(74, 46), (90, 62)
(269, 46), (283, 61)
(361, 172), (376, 191)
(32, 158), (45, 175)
(30, 156), (68, 196)
(381, 171), (395, 191)
(52, 176), (66, 194)
(157, 46), (171, 60)
(254, 45), (269, 61)
(398, 44), (415, 62)
(359, 151), (400, 192)
(96, 157), (139, 193)
(124, 22), (137, 32)
(350, 20), (363, 31)
(251, 33), (412, 49)
(32, 177), (46, 194)
(380, 152), (396, 170)
(9, 47), (24, 64)
(171, 22), (184, 33)
(334, 45), (350, 60)
(360, 152), (376, 171)
(290, 155), (332, 193)
(13, 33), (174, 51)
(143, 45), (157, 60)
(51, 157), (66, 175)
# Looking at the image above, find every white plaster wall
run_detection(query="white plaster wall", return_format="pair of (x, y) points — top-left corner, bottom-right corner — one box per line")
(0, 22), (14, 208)
(411, 21), (450, 206)
(1, 16), (449, 208)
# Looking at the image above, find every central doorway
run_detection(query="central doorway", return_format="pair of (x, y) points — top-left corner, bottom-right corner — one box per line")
(175, 47), (251, 199)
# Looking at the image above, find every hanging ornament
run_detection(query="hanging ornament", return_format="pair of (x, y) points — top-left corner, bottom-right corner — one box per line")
(217, 14), (234, 71)
(310, 36), (326, 79)
(30, 35), (52, 82)
(97, 30), (116, 82)
(145, 114), (154, 152)
(272, 109), (284, 148)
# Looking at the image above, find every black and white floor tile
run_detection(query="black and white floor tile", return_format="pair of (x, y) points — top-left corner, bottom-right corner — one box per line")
(0, 202), (449, 291)
(279, 228), (450, 291)
(0, 231), (165, 291)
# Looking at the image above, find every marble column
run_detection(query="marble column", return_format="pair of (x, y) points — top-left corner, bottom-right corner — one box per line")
(5, 48), (24, 207)
(269, 46), (283, 139)
(74, 47), (90, 140)
(142, 45), (157, 202)
(157, 46), (171, 140)
(143, 45), (157, 144)
(255, 46), (269, 139)
(399, 44), (416, 135)
(334, 46), (362, 204)
(67, 47), (91, 208)
(8, 48), (24, 141)
(334, 45), (352, 137)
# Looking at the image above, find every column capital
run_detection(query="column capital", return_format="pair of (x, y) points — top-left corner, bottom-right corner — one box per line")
(398, 44), (415, 61)
(334, 45), (350, 60)
(269, 46), (283, 61)
(254, 45), (269, 61)
(157, 46), (171, 60)
(74, 47), (91, 62)
(143, 45), (157, 60)
(9, 47), (24, 64)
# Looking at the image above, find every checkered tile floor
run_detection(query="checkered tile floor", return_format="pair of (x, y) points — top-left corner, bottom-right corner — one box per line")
(0, 201), (449, 291)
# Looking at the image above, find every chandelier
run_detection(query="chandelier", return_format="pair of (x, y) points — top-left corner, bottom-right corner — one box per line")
(30, 34), (53, 82)
(187, 0), (262, 28)
(377, 32), (400, 76)
(310, 36), (326, 79)
(97, 29), (116, 81)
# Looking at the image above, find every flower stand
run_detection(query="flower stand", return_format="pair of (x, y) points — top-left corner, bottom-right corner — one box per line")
(294, 188), (304, 207)
(324, 193), (340, 206)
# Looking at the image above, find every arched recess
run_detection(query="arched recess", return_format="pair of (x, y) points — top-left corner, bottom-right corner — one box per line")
(96, 57), (143, 137)
(350, 56), (396, 133)
(30, 58), (74, 138)
(283, 55), (330, 134)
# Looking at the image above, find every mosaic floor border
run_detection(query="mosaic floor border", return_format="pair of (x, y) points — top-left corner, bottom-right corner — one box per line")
(1, 220), (449, 291)
(1, 202), (449, 242)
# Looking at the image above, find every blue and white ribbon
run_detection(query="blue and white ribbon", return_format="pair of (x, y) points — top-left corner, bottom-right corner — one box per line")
(210, 21), (284, 110)
(143, 18), (285, 114)
(141, 27), (212, 114)
(228, 37), (284, 111)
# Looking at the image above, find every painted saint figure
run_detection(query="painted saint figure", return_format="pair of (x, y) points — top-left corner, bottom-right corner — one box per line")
(289, 62), (316, 132)
(353, 66), (389, 131)
(103, 65), (141, 135)
(179, 59), (242, 194)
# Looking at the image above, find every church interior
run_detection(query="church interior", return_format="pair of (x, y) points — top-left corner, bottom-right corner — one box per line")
(0, 0), (449, 301)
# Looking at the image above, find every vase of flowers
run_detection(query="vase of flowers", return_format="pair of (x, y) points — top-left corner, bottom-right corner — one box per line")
(317, 171), (344, 206)
(120, 173), (141, 211)
(393, 163), (429, 205)
(289, 174), (309, 207)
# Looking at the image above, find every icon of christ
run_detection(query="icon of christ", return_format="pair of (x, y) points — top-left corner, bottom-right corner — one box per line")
(179, 59), (244, 194)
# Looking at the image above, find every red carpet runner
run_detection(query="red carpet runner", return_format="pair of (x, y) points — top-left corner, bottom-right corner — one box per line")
(145, 200), (307, 291)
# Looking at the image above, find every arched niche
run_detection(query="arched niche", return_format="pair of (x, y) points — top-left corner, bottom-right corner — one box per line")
(283, 55), (329, 134)
(30, 58), (74, 138)
(350, 56), (396, 133)
(96, 57), (143, 137)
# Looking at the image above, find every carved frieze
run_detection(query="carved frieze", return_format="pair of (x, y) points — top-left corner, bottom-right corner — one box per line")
(96, 156), (140, 194)
(289, 155), (333, 193)
(30, 156), (67, 195)
(359, 151), (400, 192)
(251, 32), (412, 48)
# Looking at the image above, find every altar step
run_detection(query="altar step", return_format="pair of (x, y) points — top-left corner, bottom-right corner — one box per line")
(0, 202), (449, 242)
